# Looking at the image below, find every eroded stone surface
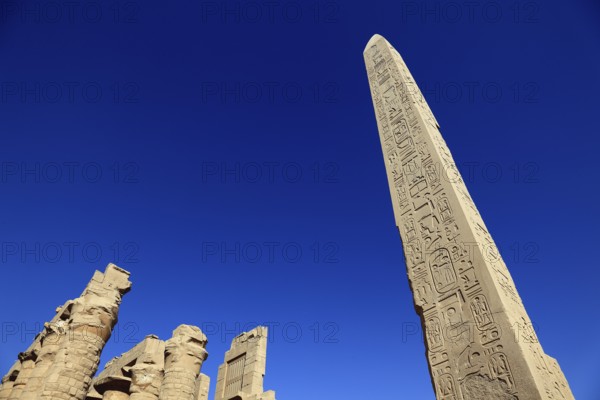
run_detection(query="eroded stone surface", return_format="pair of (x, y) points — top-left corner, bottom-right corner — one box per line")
(194, 373), (210, 400)
(462, 374), (518, 400)
(0, 264), (131, 400)
(129, 338), (166, 400)
(90, 328), (210, 400)
(214, 327), (275, 400)
(0, 267), (276, 400)
(158, 325), (208, 400)
(364, 34), (574, 400)
(40, 264), (131, 400)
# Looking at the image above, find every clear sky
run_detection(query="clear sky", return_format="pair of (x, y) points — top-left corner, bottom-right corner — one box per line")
(0, 0), (599, 399)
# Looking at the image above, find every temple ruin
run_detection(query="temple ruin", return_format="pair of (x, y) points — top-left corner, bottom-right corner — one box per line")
(214, 327), (275, 400)
(0, 264), (276, 400)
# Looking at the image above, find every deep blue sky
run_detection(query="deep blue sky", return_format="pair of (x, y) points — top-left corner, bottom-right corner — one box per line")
(1, 0), (599, 398)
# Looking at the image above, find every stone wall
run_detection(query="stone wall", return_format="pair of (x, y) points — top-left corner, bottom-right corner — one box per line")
(214, 327), (275, 400)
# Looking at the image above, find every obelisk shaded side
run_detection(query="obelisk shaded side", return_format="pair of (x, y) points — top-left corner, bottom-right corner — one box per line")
(364, 34), (573, 400)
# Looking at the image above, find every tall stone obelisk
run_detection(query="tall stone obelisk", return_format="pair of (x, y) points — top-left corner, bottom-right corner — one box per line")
(364, 34), (574, 400)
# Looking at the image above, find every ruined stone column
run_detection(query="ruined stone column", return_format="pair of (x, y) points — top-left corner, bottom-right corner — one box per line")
(15, 304), (71, 400)
(6, 352), (36, 400)
(158, 325), (208, 400)
(89, 334), (165, 400)
(38, 264), (131, 400)
(102, 392), (130, 400)
(86, 387), (102, 400)
(129, 338), (165, 400)
(130, 364), (163, 400)
(95, 375), (131, 400)
(193, 373), (210, 400)
(214, 327), (275, 400)
(0, 373), (17, 400)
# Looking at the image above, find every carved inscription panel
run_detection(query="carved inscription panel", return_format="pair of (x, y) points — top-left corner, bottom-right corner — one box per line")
(364, 35), (573, 400)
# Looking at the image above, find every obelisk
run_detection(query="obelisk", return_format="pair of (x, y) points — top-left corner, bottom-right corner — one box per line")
(364, 34), (574, 400)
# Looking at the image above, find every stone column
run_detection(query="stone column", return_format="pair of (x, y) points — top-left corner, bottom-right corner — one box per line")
(158, 325), (208, 400)
(7, 352), (36, 400)
(39, 264), (132, 400)
(194, 373), (210, 400)
(103, 391), (130, 400)
(95, 375), (131, 400)
(129, 364), (163, 400)
(129, 340), (165, 400)
(0, 374), (17, 400)
(86, 387), (103, 400)
(19, 317), (68, 400)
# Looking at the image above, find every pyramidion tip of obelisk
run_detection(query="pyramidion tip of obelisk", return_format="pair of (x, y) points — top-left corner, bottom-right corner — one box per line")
(364, 34), (387, 53)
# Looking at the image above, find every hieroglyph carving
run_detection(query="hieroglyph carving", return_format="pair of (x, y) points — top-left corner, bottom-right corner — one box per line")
(364, 34), (574, 400)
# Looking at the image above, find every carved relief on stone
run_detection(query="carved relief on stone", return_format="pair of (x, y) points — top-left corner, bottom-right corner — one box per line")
(429, 248), (458, 294)
(365, 34), (573, 399)
(214, 327), (275, 400)
(436, 373), (458, 400)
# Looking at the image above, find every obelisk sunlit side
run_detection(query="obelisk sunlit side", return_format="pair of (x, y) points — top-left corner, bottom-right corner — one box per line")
(364, 34), (573, 400)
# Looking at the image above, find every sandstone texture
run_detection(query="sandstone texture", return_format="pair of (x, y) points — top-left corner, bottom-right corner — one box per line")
(0, 265), (276, 400)
(214, 327), (275, 400)
(364, 34), (574, 400)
